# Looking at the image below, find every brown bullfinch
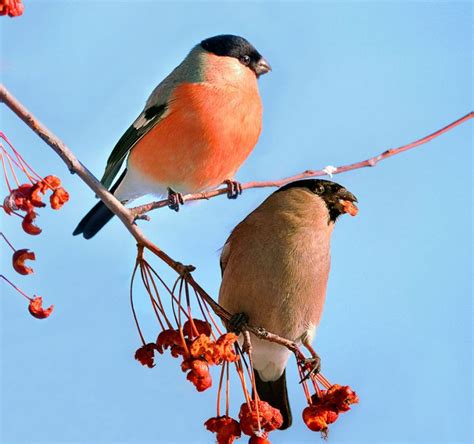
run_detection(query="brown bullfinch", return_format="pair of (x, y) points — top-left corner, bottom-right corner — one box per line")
(74, 35), (271, 239)
(218, 179), (358, 429)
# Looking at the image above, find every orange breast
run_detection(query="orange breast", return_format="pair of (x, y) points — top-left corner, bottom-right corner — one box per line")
(128, 78), (262, 193)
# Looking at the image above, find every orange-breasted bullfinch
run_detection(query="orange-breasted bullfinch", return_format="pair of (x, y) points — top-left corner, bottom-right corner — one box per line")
(73, 34), (271, 239)
(218, 179), (358, 429)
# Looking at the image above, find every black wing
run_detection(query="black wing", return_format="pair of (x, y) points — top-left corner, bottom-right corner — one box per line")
(100, 104), (167, 189)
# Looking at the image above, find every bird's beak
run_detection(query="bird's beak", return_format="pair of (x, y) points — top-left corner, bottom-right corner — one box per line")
(255, 57), (272, 76)
(337, 189), (359, 217)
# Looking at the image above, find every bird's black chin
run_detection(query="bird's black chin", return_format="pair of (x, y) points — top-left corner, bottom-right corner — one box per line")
(328, 207), (342, 224)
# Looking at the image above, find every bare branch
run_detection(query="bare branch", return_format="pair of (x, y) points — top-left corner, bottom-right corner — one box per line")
(130, 111), (473, 216)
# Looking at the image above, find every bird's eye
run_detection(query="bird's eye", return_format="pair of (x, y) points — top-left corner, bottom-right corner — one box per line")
(314, 184), (325, 194)
(241, 55), (251, 65)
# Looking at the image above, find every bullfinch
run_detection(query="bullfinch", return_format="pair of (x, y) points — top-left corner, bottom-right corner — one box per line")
(218, 179), (358, 429)
(74, 35), (271, 239)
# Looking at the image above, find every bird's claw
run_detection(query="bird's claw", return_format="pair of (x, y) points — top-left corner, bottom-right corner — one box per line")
(167, 188), (184, 212)
(224, 180), (243, 199)
(228, 312), (249, 333)
(299, 354), (322, 383)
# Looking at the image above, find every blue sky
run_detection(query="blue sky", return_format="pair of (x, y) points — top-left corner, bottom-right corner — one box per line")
(1, 1), (472, 443)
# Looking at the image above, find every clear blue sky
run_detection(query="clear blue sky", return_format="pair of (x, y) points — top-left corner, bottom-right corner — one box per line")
(1, 1), (472, 443)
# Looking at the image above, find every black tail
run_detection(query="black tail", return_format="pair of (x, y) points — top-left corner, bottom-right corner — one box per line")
(73, 169), (127, 239)
(73, 200), (115, 239)
(254, 369), (292, 430)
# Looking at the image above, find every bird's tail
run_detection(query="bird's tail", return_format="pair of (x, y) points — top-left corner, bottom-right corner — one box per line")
(254, 369), (292, 430)
(73, 200), (115, 239)
(73, 170), (128, 239)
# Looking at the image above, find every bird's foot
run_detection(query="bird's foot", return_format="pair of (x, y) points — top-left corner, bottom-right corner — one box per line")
(228, 312), (249, 333)
(167, 188), (184, 212)
(299, 352), (321, 383)
(224, 179), (243, 199)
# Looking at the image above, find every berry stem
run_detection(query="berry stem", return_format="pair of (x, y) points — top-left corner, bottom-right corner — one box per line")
(0, 274), (32, 301)
(0, 232), (16, 251)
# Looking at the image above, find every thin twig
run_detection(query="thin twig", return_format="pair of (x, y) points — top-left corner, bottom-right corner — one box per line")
(130, 111), (474, 216)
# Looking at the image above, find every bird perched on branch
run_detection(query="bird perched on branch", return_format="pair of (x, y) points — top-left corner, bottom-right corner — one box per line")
(73, 34), (271, 239)
(218, 179), (358, 429)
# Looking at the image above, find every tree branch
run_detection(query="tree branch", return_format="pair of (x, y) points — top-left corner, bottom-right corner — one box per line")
(130, 111), (473, 217)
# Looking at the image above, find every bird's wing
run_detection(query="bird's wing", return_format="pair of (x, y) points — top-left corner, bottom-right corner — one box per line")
(100, 103), (167, 189)
(220, 217), (255, 276)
